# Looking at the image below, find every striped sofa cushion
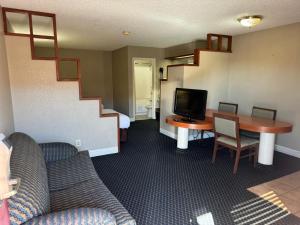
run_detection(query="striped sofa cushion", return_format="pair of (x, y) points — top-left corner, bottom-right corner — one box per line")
(50, 178), (136, 225)
(24, 208), (117, 225)
(39, 142), (78, 162)
(8, 133), (50, 225)
(46, 151), (99, 191)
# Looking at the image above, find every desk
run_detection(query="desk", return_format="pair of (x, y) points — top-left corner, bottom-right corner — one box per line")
(166, 109), (293, 165)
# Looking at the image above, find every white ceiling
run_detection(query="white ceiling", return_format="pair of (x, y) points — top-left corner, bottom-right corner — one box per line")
(1, 0), (300, 51)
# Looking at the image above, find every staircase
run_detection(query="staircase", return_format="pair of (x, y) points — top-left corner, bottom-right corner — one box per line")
(3, 7), (118, 114)
(2, 7), (120, 149)
(161, 33), (232, 81)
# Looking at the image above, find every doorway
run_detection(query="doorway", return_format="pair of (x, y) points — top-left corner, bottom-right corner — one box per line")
(133, 58), (156, 121)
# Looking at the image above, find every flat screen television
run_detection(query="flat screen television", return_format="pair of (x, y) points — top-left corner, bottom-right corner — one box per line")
(174, 88), (208, 121)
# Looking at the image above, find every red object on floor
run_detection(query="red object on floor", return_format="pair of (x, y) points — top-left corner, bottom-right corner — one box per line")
(0, 200), (9, 225)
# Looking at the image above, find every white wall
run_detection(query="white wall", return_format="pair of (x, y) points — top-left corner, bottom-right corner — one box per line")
(135, 64), (152, 99)
(160, 51), (230, 137)
(5, 36), (118, 152)
(228, 23), (300, 151)
(160, 66), (184, 135)
(183, 51), (230, 109)
(0, 7), (14, 136)
(135, 64), (152, 115)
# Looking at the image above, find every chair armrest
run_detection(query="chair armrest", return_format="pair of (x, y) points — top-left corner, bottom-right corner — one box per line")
(39, 142), (78, 162)
(25, 208), (116, 225)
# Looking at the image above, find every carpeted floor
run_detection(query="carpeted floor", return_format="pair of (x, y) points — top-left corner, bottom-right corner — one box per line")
(92, 120), (300, 225)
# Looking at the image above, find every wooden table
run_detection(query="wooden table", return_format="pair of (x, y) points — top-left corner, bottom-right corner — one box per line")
(166, 109), (293, 165)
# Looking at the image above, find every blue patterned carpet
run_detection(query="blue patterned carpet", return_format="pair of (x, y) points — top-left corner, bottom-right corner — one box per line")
(92, 120), (300, 225)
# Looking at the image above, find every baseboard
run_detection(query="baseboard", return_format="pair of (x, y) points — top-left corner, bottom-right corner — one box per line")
(160, 128), (176, 139)
(159, 128), (213, 141)
(275, 145), (300, 158)
(88, 146), (118, 157)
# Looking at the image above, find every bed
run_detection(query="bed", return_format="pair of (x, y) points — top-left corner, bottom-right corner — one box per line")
(102, 108), (130, 142)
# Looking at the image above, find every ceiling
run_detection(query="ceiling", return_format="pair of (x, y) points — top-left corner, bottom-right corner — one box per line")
(1, 0), (300, 51)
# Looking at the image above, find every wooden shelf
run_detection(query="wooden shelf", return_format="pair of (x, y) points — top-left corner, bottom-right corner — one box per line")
(165, 53), (194, 60)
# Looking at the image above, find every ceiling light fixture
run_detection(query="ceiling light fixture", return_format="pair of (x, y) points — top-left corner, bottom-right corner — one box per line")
(237, 15), (263, 28)
(122, 31), (130, 36)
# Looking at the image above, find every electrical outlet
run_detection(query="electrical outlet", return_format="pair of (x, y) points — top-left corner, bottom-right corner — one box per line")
(75, 139), (81, 147)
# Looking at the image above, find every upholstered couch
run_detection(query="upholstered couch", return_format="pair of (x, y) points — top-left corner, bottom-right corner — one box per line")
(7, 132), (136, 225)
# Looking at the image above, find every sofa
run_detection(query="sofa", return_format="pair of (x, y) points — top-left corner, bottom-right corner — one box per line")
(7, 132), (136, 225)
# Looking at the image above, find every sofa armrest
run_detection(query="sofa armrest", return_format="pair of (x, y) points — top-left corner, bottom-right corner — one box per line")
(39, 142), (78, 162)
(25, 208), (116, 225)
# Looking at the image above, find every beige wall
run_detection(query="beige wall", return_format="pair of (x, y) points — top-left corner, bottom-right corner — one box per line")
(228, 23), (300, 150)
(59, 49), (113, 108)
(112, 47), (129, 115)
(36, 47), (114, 108)
(0, 7), (14, 135)
(5, 36), (118, 151)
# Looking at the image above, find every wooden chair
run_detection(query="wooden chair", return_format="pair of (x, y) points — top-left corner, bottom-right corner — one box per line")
(212, 113), (259, 174)
(201, 102), (238, 139)
(218, 102), (239, 114)
(241, 106), (277, 139)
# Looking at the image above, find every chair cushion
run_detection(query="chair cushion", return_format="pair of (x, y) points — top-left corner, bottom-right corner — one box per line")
(46, 151), (98, 191)
(50, 179), (136, 225)
(217, 136), (259, 148)
(8, 133), (50, 225)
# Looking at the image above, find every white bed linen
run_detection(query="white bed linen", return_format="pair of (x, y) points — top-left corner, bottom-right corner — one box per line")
(102, 109), (130, 129)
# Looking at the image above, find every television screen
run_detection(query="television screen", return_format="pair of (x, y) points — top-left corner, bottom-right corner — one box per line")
(174, 88), (208, 120)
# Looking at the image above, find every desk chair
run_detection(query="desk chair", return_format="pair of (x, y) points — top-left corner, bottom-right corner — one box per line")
(241, 106), (277, 139)
(218, 102), (239, 114)
(212, 113), (259, 174)
(200, 102), (239, 139)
